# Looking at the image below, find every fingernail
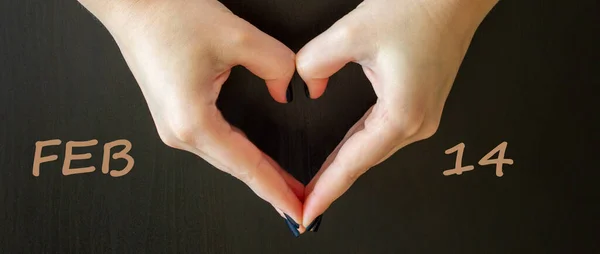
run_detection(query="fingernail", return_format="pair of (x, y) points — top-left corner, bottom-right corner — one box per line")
(312, 216), (322, 232)
(305, 215), (323, 232)
(284, 214), (299, 228)
(286, 85), (294, 103)
(303, 83), (310, 98)
(284, 214), (300, 237)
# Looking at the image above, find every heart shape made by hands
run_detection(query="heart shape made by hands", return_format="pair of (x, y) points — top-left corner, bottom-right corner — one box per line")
(214, 0), (377, 233)
(82, 0), (496, 236)
(215, 0), (496, 234)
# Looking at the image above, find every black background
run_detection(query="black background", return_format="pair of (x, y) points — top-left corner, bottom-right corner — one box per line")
(1, 0), (599, 253)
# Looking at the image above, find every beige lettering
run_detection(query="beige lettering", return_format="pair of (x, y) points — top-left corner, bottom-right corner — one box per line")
(62, 140), (98, 176)
(443, 143), (475, 176)
(478, 141), (513, 177)
(32, 139), (62, 177)
(102, 139), (134, 177)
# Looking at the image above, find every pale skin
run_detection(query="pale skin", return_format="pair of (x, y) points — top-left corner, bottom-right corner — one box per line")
(78, 0), (498, 234)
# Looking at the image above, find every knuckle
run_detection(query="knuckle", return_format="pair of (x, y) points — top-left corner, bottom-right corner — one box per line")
(166, 114), (211, 147)
(332, 159), (365, 185)
(344, 166), (370, 186)
(228, 28), (252, 47)
(158, 132), (180, 149)
(234, 157), (264, 185)
(344, 173), (359, 185)
(156, 123), (182, 149)
(280, 56), (296, 78)
(386, 108), (426, 140)
(295, 53), (312, 77)
(418, 121), (439, 140)
(344, 170), (362, 185)
(333, 22), (359, 44)
(233, 170), (255, 185)
(170, 124), (197, 144)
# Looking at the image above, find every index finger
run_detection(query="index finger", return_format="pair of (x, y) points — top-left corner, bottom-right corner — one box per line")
(301, 103), (421, 227)
(181, 107), (304, 224)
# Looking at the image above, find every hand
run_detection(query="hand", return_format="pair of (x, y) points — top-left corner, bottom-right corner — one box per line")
(78, 0), (305, 225)
(296, 0), (499, 227)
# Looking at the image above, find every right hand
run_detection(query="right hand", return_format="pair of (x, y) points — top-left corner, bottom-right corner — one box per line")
(78, 0), (304, 224)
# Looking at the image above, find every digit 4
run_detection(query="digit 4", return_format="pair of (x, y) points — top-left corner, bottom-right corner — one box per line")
(478, 141), (514, 177)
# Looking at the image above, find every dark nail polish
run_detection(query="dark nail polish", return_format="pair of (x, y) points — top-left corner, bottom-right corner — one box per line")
(311, 217), (322, 232)
(303, 83), (310, 98)
(306, 215), (323, 232)
(286, 85), (294, 103)
(284, 214), (300, 237)
(284, 214), (299, 228)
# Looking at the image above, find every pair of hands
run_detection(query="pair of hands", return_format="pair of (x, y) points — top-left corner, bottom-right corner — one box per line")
(79, 0), (497, 234)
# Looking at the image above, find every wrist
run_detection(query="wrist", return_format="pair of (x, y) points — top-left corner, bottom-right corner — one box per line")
(414, 0), (499, 38)
(418, 0), (497, 23)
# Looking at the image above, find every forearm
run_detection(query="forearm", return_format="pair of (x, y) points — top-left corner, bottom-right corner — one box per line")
(406, 0), (499, 48)
(79, 0), (123, 16)
(418, 0), (499, 28)
(78, 0), (148, 28)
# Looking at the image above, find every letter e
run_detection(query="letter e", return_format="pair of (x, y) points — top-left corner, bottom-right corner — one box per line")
(62, 140), (98, 176)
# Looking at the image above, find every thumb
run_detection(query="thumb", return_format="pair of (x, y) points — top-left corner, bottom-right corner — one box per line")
(295, 6), (374, 99)
(222, 21), (296, 103)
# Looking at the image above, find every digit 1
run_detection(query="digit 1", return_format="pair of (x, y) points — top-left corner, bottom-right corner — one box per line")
(443, 143), (475, 176)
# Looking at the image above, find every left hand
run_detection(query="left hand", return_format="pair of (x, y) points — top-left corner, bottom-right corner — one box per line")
(296, 0), (499, 227)
(78, 0), (306, 227)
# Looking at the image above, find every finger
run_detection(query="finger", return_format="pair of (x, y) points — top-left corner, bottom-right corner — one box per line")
(262, 152), (305, 201)
(300, 105), (375, 225)
(231, 125), (305, 200)
(303, 106), (375, 197)
(301, 103), (417, 227)
(295, 6), (374, 99)
(220, 20), (296, 103)
(263, 152), (305, 232)
(194, 108), (303, 223)
(194, 146), (306, 232)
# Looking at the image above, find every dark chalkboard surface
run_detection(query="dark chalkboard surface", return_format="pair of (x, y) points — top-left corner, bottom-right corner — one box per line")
(1, 0), (599, 253)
